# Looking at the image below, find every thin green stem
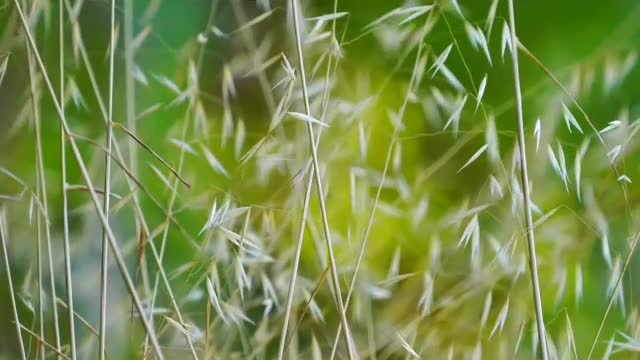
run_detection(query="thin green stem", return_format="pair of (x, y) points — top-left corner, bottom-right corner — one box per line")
(0, 211), (26, 359)
(289, 0), (357, 358)
(123, 0), (148, 337)
(507, 1), (549, 358)
(98, 0), (116, 358)
(277, 127), (320, 360)
(23, 2), (61, 353)
(124, 0), (137, 213)
(59, 0), (76, 358)
(515, 40), (636, 359)
(277, 1), (340, 358)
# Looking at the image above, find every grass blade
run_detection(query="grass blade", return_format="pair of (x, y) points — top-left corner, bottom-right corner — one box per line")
(507, 0), (549, 358)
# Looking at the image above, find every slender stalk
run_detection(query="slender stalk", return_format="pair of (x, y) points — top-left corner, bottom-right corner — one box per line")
(329, 38), (426, 360)
(123, 0), (147, 337)
(41, 140), (63, 360)
(278, 1), (340, 357)
(507, 1), (549, 359)
(12, 1), (165, 358)
(122, 0), (152, 351)
(124, 0), (137, 210)
(281, 28), (428, 355)
(277, 151), (315, 360)
(36, 149), (44, 360)
(281, 29), (433, 354)
(22, 1), (62, 353)
(22, 5), (43, 358)
(98, 0), (116, 358)
(122, 0), (151, 330)
(289, 0), (357, 358)
(59, 0), (77, 357)
(39, 32), (63, 360)
(0, 211), (27, 359)
(515, 40), (636, 359)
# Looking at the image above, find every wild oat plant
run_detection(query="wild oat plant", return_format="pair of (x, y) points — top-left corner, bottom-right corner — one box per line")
(0, 0), (639, 359)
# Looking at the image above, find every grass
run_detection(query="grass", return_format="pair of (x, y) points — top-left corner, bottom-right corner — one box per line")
(506, 0), (548, 357)
(0, 0), (640, 359)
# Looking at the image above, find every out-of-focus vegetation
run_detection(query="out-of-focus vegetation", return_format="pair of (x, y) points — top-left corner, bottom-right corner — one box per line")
(1, 0), (640, 359)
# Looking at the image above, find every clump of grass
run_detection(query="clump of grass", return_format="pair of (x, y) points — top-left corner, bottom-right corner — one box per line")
(0, 0), (640, 359)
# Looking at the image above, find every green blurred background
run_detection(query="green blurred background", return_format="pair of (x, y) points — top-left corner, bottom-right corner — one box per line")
(1, 0), (640, 358)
